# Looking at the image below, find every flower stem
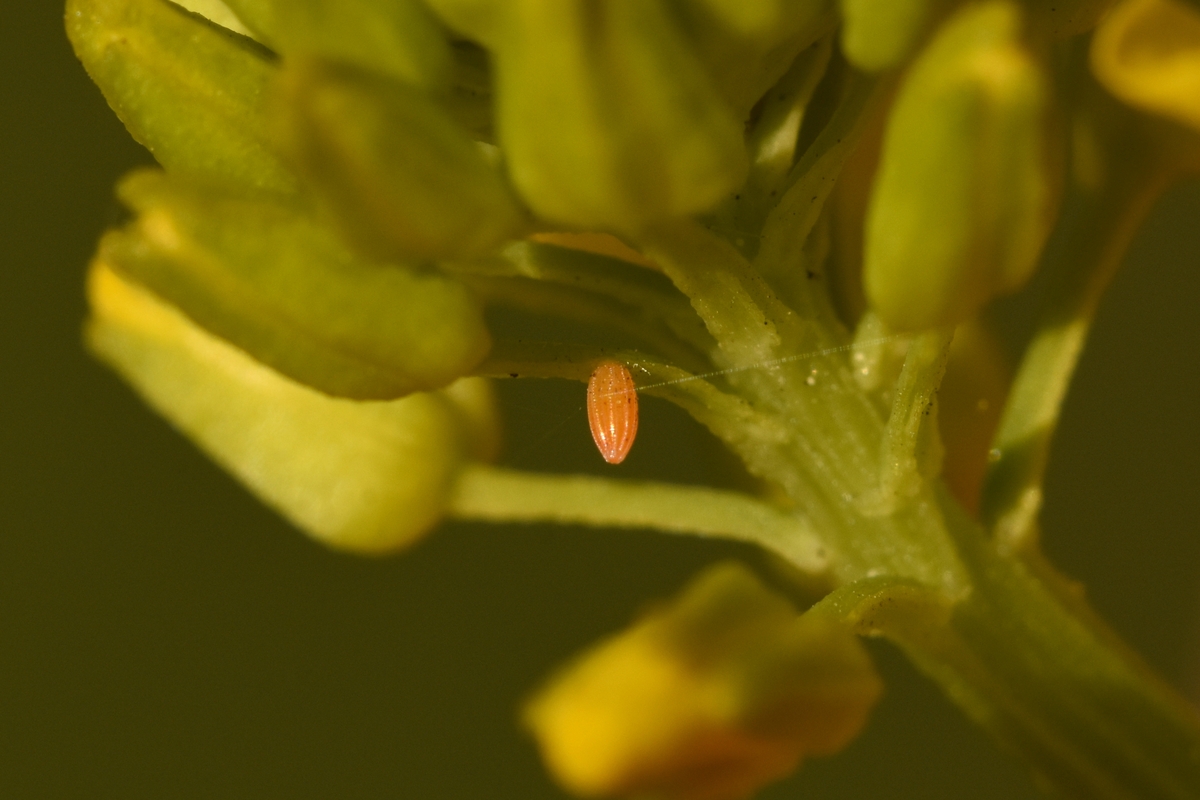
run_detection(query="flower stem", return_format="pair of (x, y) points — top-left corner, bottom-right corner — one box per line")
(923, 491), (1200, 800)
(980, 163), (1170, 552)
(875, 327), (954, 510)
(805, 492), (1200, 800)
(446, 464), (831, 577)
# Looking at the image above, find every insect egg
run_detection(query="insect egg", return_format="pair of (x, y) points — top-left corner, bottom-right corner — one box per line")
(586, 360), (638, 464)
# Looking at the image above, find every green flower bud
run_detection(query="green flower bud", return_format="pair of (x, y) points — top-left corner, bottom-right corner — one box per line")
(86, 264), (496, 554)
(274, 58), (527, 262)
(864, 0), (1057, 331)
(97, 169), (491, 399)
(428, 0), (748, 232)
(1091, 0), (1200, 134)
(671, 0), (835, 116)
(66, 0), (294, 193)
(524, 562), (882, 800)
(221, 0), (452, 91)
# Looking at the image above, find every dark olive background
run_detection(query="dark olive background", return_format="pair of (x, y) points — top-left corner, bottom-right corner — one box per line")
(4, 4), (1199, 798)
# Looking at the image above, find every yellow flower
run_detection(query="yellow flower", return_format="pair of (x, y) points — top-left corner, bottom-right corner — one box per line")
(523, 564), (882, 800)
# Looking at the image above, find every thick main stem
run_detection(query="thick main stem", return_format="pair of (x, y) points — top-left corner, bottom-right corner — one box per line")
(709, 380), (1200, 797)
(636, 189), (1200, 798)
(906, 490), (1200, 800)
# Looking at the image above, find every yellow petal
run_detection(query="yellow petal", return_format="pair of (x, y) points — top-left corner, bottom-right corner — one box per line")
(523, 563), (881, 800)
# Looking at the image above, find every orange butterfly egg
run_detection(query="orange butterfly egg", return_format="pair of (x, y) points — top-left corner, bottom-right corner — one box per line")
(587, 360), (638, 465)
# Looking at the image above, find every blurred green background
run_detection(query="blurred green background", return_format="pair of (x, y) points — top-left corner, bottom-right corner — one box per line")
(4, 4), (1199, 798)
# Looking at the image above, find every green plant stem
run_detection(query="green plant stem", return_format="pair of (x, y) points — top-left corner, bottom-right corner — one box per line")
(876, 327), (954, 509)
(980, 164), (1170, 552)
(479, 195), (1200, 799)
(631, 168), (1200, 796)
(463, 67), (1200, 797)
(455, 432), (1200, 796)
(703, 36), (836, 250)
(756, 70), (881, 304)
(749, 351), (1200, 798)
(446, 464), (831, 577)
(639, 218), (807, 371)
(747, 36), (834, 193)
(803, 493), (1200, 799)
(637, 219), (969, 591)
(917, 491), (1200, 800)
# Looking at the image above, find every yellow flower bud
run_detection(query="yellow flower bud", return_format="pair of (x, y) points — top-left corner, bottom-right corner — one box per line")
(524, 563), (882, 800)
(864, 0), (1058, 331)
(86, 264), (496, 554)
(1091, 0), (1200, 133)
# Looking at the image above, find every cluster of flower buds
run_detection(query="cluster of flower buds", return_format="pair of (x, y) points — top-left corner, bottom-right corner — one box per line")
(67, 0), (515, 552)
(67, 0), (1200, 795)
